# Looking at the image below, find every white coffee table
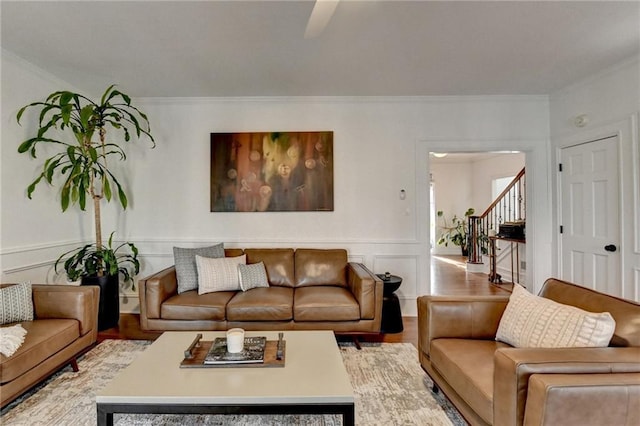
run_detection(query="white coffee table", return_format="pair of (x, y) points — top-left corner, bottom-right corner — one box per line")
(96, 330), (355, 425)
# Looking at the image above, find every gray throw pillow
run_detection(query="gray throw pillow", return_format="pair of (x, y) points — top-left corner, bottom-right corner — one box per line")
(0, 282), (34, 325)
(238, 262), (270, 291)
(174, 244), (224, 293)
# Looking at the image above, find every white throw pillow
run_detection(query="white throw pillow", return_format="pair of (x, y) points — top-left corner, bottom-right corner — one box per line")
(238, 262), (270, 291)
(496, 284), (616, 348)
(196, 255), (246, 294)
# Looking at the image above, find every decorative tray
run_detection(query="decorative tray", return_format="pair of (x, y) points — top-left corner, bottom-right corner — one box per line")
(180, 333), (286, 368)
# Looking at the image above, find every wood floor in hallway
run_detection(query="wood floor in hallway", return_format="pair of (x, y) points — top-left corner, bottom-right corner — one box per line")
(98, 255), (513, 348)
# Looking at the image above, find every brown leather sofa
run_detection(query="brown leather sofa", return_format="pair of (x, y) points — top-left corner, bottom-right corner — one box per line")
(139, 248), (383, 333)
(418, 278), (640, 426)
(1, 284), (100, 407)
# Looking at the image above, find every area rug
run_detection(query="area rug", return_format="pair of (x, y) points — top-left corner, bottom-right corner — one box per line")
(1, 340), (466, 426)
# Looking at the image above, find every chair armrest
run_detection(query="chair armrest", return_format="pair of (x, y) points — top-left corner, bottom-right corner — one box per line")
(523, 373), (640, 426)
(417, 295), (510, 357)
(494, 346), (640, 426)
(347, 263), (383, 321)
(32, 284), (99, 337)
(138, 266), (178, 321)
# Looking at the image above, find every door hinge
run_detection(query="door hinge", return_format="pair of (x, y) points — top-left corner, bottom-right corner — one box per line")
(558, 163), (563, 172)
(560, 225), (564, 234)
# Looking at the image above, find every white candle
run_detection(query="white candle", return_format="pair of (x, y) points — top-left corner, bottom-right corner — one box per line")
(226, 328), (245, 353)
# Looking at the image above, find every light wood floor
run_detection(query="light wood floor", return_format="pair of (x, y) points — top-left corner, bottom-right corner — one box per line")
(99, 255), (512, 348)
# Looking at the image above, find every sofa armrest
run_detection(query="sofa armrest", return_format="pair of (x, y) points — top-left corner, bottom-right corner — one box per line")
(494, 346), (640, 426)
(417, 295), (510, 357)
(138, 266), (178, 322)
(32, 284), (99, 337)
(523, 373), (640, 426)
(347, 263), (383, 321)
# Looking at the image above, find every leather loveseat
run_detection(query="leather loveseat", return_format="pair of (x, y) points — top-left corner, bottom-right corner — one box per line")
(1, 284), (100, 407)
(139, 248), (383, 334)
(417, 278), (640, 426)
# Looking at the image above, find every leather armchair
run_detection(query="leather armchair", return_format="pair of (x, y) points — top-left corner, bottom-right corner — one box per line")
(417, 278), (640, 426)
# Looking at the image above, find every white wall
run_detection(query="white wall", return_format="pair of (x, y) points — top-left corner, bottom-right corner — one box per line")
(430, 160), (473, 255)
(549, 56), (640, 301)
(1, 51), (553, 315)
(1, 50), (92, 284)
(471, 153), (526, 210)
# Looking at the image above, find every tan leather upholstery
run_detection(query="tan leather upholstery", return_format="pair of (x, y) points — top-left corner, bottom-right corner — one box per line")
(539, 278), (640, 347)
(0, 284), (99, 407)
(294, 286), (360, 321)
(138, 248), (383, 333)
(523, 373), (640, 426)
(226, 287), (294, 321)
(244, 248), (295, 287)
(161, 290), (235, 320)
(294, 249), (348, 287)
(417, 278), (640, 426)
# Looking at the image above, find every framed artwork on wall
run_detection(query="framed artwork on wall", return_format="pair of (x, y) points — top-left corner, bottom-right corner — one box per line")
(210, 131), (334, 212)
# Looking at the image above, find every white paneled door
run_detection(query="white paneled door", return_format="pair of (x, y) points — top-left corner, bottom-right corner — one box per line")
(560, 136), (621, 296)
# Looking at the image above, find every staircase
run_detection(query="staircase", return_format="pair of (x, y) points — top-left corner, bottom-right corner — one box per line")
(467, 168), (526, 282)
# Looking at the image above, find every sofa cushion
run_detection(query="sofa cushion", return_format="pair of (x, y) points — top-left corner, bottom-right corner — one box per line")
(226, 287), (293, 321)
(430, 338), (511, 425)
(196, 254), (246, 294)
(0, 319), (79, 384)
(293, 286), (360, 321)
(161, 290), (235, 321)
(174, 244), (225, 294)
(497, 284), (616, 348)
(294, 249), (347, 288)
(244, 249), (295, 287)
(238, 262), (269, 291)
(539, 278), (640, 347)
(1, 282), (33, 325)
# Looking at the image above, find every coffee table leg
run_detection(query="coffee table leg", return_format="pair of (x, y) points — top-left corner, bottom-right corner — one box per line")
(96, 404), (113, 426)
(343, 404), (355, 426)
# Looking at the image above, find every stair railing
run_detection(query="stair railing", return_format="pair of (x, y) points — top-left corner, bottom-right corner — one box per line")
(467, 168), (525, 264)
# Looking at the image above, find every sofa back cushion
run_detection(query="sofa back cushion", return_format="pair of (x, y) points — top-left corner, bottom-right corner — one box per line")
(244, 249), (295, 287)
(539, 278), (640, 347)
(224, 248), (244, 258)
(294, 249), (347, 288)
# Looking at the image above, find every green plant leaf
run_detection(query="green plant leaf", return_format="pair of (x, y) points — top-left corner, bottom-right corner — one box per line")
(59, 92), (73, 106)
(80, 105), (94, 129)
(26, 175), (44, 199)
(103, 176), (112, 201)
(60, 104), (73, 125)
(17, 139), (36, 154)
(117, 182), (127, 209)
(61, 185), (70, 211)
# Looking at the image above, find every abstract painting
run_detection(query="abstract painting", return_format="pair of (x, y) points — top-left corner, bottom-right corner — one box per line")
(210, 131), (334, 212)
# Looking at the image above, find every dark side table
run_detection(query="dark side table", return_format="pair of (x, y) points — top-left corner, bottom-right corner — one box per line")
(376, 274), (404, 334)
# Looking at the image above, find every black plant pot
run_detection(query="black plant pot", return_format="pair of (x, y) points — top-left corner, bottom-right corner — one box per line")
(81, 274), (119, 331)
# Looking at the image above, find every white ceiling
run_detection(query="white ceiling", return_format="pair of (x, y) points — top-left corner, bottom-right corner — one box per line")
(2, 1), (639, 98)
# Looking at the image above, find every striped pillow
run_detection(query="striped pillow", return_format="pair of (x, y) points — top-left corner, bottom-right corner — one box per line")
(0, 282), (34, 325)
(496, 284), (615, 348)
(196, 255), (246, 294)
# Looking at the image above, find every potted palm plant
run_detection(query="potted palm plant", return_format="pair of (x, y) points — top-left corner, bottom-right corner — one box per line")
(16, 85), (154, 329)
(436, 208), (475, 256)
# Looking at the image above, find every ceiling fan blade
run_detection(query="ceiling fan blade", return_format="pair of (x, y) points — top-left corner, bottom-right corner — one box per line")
(304, 0), (340, 39)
